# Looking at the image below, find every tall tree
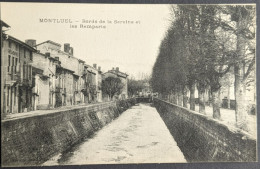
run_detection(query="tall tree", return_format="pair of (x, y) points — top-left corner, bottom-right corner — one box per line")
(226, 5), (256, 130)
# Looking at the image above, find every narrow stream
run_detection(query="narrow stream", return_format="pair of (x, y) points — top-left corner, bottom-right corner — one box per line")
(43, 103), (186, 165)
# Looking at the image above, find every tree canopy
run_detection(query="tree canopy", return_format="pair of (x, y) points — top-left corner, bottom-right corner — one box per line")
(102, 76), (124, 99)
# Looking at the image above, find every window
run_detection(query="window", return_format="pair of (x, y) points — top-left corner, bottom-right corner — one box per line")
(28, 65), (31, 80)
(8, 41), (11, 48)
(23, 62), (26, 79)
(16, 44), (18, 51)
(7, 87), (10, 106)
(24, 50), (26, 58)
(14, 87), (16, 106)
(8, 55), (11, 72)
(30, 52), (32, 61)
(14, 58), (18, 74)
(12, 57), (14, 74)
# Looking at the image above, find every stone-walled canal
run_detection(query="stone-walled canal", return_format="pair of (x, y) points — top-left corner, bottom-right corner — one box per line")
(43, 103), (186, 165)
(1, 99), (136, 166)
(2, 97), (256, 167)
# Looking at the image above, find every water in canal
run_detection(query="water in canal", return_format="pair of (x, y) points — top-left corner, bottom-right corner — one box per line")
(43, 103), (186, 165)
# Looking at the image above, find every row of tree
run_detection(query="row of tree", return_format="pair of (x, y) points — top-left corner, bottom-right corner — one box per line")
(151, 5), (255, 131)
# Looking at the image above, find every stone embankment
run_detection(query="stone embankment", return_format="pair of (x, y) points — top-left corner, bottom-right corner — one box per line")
(153, 98), (256, 162)
(1, 99), (136, 167)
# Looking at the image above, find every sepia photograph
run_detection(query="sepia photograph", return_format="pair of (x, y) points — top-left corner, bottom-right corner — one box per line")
(0, 1), (257, 167)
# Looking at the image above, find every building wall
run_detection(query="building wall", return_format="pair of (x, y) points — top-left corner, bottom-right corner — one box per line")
(36, 41), (80, 106)
(31, 52), (60, 110)
(64, 70), (74, 105)
(78, 61), (86, 103)
(2, 37), (34, 114)
(32, 74), (50, 110)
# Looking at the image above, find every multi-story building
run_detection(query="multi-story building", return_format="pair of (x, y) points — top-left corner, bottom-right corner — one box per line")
(1, 20), (10, 118)
(103, 67), (128, 100)
(35, 41), (79, 106)
(27, 41), (61, 110)
(1, 20), (108, 117)
(1, 33), (36, 115)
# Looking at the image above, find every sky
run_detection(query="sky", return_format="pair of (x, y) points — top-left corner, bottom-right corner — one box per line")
(1, 2), (172, 79)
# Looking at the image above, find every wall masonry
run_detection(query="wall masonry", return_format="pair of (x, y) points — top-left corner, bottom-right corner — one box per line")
(153, 98), (256, 162)
(1, 98), (136, 167)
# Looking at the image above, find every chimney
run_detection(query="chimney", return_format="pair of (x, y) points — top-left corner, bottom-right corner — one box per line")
(116, 67), (119, 72)
(112, 67), (114, 70)
(64, 43), (70, 53)
(98, 66), (101, 71)
(70, 47), (73, 55)
(25, 39), (36, 47)
(45, 52), (50, 57)
(93, 64), (97, 69)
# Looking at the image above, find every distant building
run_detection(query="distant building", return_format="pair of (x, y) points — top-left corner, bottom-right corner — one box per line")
(103, 67), (128, 100)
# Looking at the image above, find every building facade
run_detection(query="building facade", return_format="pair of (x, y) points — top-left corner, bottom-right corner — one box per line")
(35, 41), (79, 106)
(1, 21), (108, 118)
(1, 34), (36, 115)
(29, 49), (61, 110)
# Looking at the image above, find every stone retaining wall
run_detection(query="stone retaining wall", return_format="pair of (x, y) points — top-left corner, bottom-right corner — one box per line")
(154, 98), (256, 162)
(1, 98), (136, 166)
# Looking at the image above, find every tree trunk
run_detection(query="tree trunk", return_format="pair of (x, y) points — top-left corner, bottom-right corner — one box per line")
(173, 90), (177, 104)
(234, 9), (249, 131)
(177, 88), (183, 107)
(198, 90), (206, 114)
(234, 65), (248, 130)
(227, 85), (230, 109)
(176, 89), (179, 105)
(190, 83), (195, 111)
(183, 87), (188, 108)
(212, 90), (221, 119)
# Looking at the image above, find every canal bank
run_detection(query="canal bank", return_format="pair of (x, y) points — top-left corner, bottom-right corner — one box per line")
(1, 99), (136, 167)
(43, 103), (186, 165)
(154, 98), (256, 162)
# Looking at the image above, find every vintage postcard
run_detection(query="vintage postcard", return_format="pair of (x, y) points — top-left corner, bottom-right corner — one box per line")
(0, 2), (257, 167)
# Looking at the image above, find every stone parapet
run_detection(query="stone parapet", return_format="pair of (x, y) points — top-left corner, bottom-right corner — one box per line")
(153, 98), (256, 162)
(1, 98), (136, 166)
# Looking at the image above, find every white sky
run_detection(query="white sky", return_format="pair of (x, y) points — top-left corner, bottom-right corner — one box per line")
(1, 2), (172, 79)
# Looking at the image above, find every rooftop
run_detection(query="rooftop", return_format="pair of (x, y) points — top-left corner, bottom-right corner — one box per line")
(105, 69), (128, 78)
(35, 40), (61, 47)
(1, 20), (10, 28)
(6, 34), (37, 52)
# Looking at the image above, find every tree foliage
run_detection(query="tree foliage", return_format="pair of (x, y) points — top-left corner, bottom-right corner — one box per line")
(128, 78), (146, 97)
(102, 76), (124, 99)
(151, 4), (255, 129)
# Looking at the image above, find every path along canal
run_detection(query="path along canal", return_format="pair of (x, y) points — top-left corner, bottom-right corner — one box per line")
(43, 103), (186, 165)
